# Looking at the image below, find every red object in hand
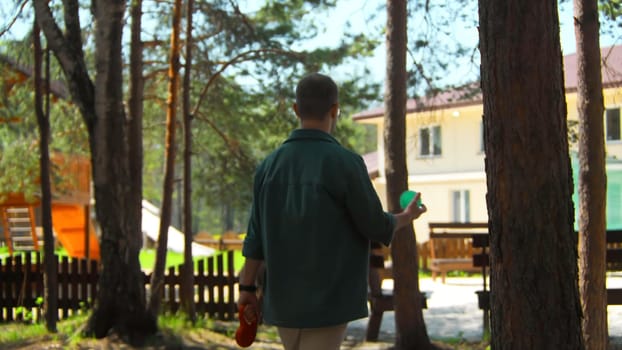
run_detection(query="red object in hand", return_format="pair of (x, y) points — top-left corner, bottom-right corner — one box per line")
(235, 305), (258, 347)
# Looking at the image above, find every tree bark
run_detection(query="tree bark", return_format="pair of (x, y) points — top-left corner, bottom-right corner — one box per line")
(34, 0), (156, 342)
(89, 0), (156, 341)
(181, 0), (196, 322)
(574, 1), (608, 349)
(128, 0), (144, 270)
(33, 17), (57, 333)
(385, 1), (432, 349)
(149, 0), (183, 315)
(479, 0), (584, 348)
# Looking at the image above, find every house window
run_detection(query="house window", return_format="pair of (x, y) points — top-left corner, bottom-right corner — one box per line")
(452, 190), (470, 222)
(419, 125), (442, 156)
(606, 107), (621, 141)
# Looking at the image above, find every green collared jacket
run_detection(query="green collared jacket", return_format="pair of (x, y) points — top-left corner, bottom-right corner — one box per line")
(243, 128), (395, 328)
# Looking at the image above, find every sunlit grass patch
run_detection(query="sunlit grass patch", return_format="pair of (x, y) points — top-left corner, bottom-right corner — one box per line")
(138, 249), (244, 272)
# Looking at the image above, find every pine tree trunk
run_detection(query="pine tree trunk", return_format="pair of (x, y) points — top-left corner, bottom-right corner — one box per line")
(385, 0), (432, 349)
(181, 0), (197, 322)
(149, 0), (183, 315)
(128, 0), (144, 268)
(479, 0), (584, 348)
(33, 18), (57, 333)
(574, 0), (608, 349)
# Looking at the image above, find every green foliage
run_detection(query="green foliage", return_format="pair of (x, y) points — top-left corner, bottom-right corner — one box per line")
(14, 306), (34, 322)
(601, 0), (622, 22)
(0, 39), (88, 198)
(600, 0), (622, 41)
(2, 0), (384, 235)
(0, 64), (40, 197)
(138, 0), (383, 233)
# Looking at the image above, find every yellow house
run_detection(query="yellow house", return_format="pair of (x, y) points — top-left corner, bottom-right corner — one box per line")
(354, 45), (622, 240)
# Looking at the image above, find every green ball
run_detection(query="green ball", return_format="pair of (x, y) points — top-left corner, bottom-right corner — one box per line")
(400, 190), (422, 209)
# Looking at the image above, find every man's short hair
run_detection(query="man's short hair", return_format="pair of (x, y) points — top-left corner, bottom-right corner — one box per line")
(295, 73), (338, 120)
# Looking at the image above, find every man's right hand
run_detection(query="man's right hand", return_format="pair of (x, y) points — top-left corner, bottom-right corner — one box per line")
(237, 291), (259, 324)
(404, 192), (427, 221)
(393, 191), (427, 232)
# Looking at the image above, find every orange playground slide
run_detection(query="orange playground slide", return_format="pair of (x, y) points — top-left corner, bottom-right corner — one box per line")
(51, 204), (100, 260)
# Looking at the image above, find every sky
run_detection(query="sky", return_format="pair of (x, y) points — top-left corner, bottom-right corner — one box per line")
(1, 0), (619, 89)
(300, 0), (620, 87)
(298, 0), (479, 85)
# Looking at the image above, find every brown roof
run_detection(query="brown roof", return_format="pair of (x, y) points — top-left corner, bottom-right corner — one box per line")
(564, 45), (622, 89)
(362, 151), (379, 178)
(353, 87), (481, 120)
(354, 45), (622, 120)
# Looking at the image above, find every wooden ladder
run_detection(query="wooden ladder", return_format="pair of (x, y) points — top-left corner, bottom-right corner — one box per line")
(0, 205), (39, 255)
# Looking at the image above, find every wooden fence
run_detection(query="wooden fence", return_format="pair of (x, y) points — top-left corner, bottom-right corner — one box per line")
(0, 251), (238, 323)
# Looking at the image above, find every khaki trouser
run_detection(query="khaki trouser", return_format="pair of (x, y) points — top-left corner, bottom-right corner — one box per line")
(277, 323), (348, 350)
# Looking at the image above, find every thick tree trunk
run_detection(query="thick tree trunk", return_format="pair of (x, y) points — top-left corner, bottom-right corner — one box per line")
(181, 0), (196, 321)
(149, 0), (183, 315)
(35, 0), (156, 342)
(385, 1), (432, 349)
(33, 19), (57, 333)
(574, 1), (608, 349)
(87, 0), (156, 342)
(479, 0), (584, 348)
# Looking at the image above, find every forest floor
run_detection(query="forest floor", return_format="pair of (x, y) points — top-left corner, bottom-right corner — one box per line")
(0, 318), (489, 350)
(5, 275), (622, 349)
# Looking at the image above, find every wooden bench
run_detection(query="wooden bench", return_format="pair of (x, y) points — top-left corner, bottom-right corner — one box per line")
(606, 229), (622, 304)
(194, 231), (244, 251)
(366, 242), (428, 342)
(472, 229), (622, 333)
(428, 222), (489, 283)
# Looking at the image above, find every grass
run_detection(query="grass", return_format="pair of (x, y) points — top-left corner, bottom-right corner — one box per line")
(0, 313), (86, 347)
(138, 249), (245, 272)
(0, 313), (489, 350)
(0, 322), (48, 344)
(139, 249), (196, 270)
(0, 312), (284, 349)
(0, 246), (70, 261)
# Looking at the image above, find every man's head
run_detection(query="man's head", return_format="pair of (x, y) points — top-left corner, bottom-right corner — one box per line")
(294, 73), (339, 121)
